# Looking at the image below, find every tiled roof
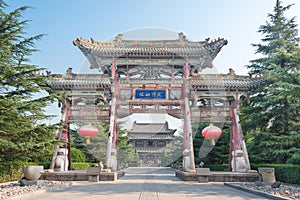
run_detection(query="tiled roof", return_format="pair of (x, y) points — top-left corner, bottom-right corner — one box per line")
(191, 78), (267, 89)
(127, 121), (176, 139)
(73, 34), (227, 58)
(48, 78), (111, 89)
(127, 133), (175, 140)
(72, 33), (227, 70)
(134, 147), (165, 153)
(131, 121), (170, 132)
(47, 72), (267, 90)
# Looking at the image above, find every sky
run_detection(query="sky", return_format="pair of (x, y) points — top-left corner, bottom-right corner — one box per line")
(5, 0), (300, 126)
(7, 0), (300, 76)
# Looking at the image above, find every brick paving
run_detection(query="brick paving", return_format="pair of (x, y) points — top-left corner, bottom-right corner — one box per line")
(19, 167), (268, 200)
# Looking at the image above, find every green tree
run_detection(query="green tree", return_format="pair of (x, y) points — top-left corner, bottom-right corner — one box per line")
(71, 122), (140, 166)
(160, 138), (182, 167)
(242, 0), (300, 164)
(71, 123), (108, 163)
(71, 147), (86, 162)
(193, 123), (230, 165)
(116, 125), (140, 167)
(0, 1), (61, 162)
(70, 128), (95, 162)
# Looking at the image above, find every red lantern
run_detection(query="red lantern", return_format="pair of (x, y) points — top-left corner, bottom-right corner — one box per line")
(78, 125), (99, 144)
(202, 125), (222, 146)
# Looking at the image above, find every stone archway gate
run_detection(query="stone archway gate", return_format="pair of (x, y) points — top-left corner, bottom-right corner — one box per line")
(48, 33), (265, 173)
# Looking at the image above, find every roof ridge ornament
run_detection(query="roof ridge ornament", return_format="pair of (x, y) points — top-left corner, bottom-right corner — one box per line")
(115, 34), (123, 42)
(178, 32), (187, 42)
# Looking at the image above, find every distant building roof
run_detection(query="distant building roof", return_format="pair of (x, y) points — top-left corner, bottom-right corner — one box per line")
(127, 121), (176, 139)
(134, 147), (165, 153)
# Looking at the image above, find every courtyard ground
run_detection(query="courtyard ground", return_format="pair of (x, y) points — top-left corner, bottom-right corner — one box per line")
(11, 167), (270, 200)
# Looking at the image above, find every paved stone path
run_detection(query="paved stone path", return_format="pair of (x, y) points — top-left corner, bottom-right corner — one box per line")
(21, 167), (268, 200)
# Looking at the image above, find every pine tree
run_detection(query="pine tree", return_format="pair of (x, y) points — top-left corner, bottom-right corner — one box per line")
(0, 1), (61, 162)
(72, 122), (140, 166)
(242, 0), (300, 164)
(193, 123), (230, 165)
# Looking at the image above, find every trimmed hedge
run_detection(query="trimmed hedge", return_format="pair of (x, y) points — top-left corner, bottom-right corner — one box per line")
(204, 163), (300, 185)
(0, 161), (36, 183)
(1, 161), (299, 184)
(251, 164), (300, 185)
(205, 164), (229, 171)
(72, 162), (91, 170)
(0, 161), (93, 183)
(37, 162), (50, 169)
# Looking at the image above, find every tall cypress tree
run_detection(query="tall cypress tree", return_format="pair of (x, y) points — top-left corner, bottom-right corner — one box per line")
(242, 0), (300, 164)
(0, 1), (61, 162)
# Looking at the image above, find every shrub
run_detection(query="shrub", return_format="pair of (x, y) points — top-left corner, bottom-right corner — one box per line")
(71, 148), (86, 162)
(0, 161), (96, 183)
(197, 163), (300, 184)
(36, 162), (50, 169)
(286, 153), (300, 165)
(0, 161), (39, 183)
(204, 164), (229, 171)
(72, 162), (90, 170)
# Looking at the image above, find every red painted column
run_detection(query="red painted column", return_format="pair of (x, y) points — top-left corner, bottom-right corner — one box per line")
(66, 123), (72, 170)
(229, 99), (239, 171)
(111, 60), (116, 78)
(112, 82), (119, 149)
(183, 59), (190, 151)
(50, 98), (72, 170)
(63, 99), (72, 170)
(229, 116), (234, 171)
(106, 60), (119, 171)
(183, 85), (189, 151)
(184, 59), (189, 79)
(229, 98), (251, 171)
(200, 108), (204, 118)
(182, 59), (195, 172)
(231, 100), (241, 150)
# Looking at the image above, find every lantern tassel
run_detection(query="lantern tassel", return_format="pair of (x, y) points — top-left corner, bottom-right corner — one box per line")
(210, 139), (215, 146)
(86, 137), (90, 144)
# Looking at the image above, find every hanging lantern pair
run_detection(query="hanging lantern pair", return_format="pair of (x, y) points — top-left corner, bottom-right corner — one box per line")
(78, 125), (99, 144)
(202, 125), (222, 146)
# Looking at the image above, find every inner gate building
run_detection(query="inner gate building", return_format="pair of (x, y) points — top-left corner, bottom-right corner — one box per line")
(48, 32), (265, 172)
(127, 121), (176, 167)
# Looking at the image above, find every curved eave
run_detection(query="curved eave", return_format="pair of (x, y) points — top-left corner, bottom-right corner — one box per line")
(135, 147), (165, 153)
(74, 38), (227, 57)
(48, 79), (111, 90)
(129, 136), (174, 140)
(73, 37), (227, 69)
(73, 36), (227, 48)
(191, 78), (267, 90)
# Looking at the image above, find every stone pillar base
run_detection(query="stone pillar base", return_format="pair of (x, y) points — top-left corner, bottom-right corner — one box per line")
(110, 148), (118, 172)
(183, 154), (191, 172)
(198, 176), (209, 183)
(88, 175), (99, 182)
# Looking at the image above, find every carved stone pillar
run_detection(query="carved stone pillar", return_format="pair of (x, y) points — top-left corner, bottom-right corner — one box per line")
(182, 60), (195, 173)
(106, 61), (118, 172)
